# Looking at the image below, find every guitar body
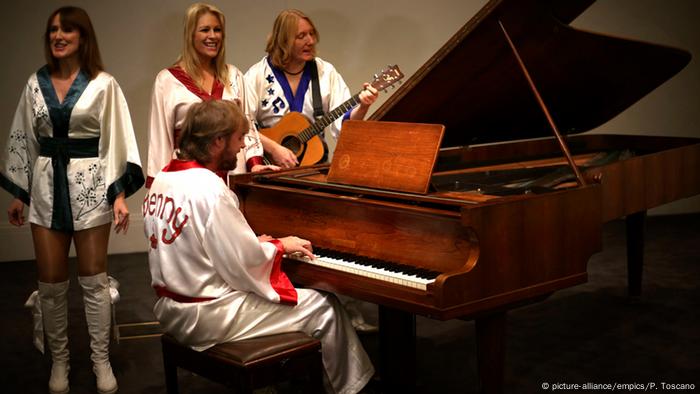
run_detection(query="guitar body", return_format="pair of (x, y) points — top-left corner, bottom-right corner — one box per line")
(260, 112), (327, 166)
(259, 65), (404, 167)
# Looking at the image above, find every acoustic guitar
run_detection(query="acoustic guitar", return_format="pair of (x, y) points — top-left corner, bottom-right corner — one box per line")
(260, 64), (404, 166)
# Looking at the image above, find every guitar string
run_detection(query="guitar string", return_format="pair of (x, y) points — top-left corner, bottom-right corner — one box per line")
(291, 68), (401, 143)
(298, 94), (361, 142)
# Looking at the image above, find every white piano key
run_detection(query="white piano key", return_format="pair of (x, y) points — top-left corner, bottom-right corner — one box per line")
(286, 252), (435, 291)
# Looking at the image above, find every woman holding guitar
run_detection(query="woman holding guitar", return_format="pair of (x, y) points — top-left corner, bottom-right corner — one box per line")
(246, 9), (380, 168)
(246, 9), (381, 332)
(147, 3), (278, 188)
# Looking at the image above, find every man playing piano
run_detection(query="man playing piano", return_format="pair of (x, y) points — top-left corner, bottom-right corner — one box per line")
(143, 99), (374, 394)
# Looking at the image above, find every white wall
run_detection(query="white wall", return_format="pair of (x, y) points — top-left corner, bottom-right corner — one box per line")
(0, 0), (698, 262)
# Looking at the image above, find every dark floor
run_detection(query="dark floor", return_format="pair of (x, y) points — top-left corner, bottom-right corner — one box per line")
(0, 214), (698, 393)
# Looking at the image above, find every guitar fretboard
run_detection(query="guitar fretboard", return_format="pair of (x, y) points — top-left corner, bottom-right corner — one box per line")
(297, 94), (361, 143)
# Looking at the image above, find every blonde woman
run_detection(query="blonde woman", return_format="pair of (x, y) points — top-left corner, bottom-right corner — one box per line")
(147, 3), (277, 188)
(246, 9), (379, 168)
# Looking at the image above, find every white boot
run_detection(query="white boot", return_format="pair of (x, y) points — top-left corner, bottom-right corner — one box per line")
(79, 273), (118, 394)
(38, 280), (71, 394)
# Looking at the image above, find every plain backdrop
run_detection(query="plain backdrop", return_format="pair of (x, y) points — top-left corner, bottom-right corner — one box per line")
(0, 0), (698, 261)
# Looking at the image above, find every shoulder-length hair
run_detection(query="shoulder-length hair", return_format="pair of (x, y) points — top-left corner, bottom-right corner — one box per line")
(44, 6), (104, 79)
(266, 9), (319, 69)
(177, 100), (246, 164)
(177, 3), (230, 89)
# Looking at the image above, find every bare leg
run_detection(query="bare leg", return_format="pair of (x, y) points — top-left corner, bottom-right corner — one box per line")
(74, 223), (110, 276)
(32, 224), (72, 283)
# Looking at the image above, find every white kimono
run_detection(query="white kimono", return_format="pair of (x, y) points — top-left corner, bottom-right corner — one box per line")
(0, 67), (144, 232)
(245, 56), (353, 143)
(147, 64), (263, 187)
(144, 159), (373, 394)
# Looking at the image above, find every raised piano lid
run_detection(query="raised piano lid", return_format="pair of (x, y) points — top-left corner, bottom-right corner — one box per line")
(369, 0), (691, 147)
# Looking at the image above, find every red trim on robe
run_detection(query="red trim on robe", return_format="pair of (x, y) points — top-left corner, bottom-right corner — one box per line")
(149, 159), (196, 187)
(268, 239), (298, 305)
(162, 159), (207, 172)
(160, 160), (229, 186)
(154, 285), (216, 303)
(246, 156), (264, 171)
(167, 66), (224, 101)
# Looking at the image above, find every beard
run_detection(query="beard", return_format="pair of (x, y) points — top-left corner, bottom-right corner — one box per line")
(218, 155), (237, 172)
(217, 139), (238, 171)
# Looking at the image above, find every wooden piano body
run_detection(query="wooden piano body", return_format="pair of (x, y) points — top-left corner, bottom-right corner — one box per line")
(235, 158), (603, 321)
(232, 0), (699, 392)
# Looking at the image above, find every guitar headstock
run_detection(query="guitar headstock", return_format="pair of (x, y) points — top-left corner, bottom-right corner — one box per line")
(370, 64), (404, 92)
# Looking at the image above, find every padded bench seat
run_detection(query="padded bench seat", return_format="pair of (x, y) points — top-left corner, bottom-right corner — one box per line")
(161, 332), (324, 393)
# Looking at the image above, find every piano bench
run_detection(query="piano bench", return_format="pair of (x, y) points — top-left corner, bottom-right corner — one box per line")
(160, 332), (324, 394)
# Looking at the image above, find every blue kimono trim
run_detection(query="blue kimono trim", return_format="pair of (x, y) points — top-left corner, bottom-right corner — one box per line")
(39, 137), (100, 233)
(36, 65), (89, 138)
(267, 57), (311, 113)
(106, 162), (145, 205)
(0, 173), (30, 205)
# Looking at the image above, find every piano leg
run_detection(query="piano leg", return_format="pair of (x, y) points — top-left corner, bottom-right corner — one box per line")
(476, 312), (506, 394)
(378, 306), (416, 393)
(626, 210), (646, 296)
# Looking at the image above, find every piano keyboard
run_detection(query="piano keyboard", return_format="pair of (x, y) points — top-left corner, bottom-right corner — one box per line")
(286, 247), (441, 290)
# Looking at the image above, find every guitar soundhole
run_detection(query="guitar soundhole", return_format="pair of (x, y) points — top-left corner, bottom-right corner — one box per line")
(281, 136), (302, 155)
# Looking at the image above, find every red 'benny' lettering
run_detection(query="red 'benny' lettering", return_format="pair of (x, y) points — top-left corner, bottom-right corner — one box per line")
(143, 192), (189, 245)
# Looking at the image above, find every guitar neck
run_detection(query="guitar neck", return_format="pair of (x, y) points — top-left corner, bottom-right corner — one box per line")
(297, 93), (361, 143)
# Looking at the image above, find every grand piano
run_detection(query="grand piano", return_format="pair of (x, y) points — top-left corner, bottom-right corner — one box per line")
(232, 0), (700, 392)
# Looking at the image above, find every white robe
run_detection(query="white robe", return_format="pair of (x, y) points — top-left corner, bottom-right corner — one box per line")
(0, 68), (144, 232)
(146, 64), (263, 187)
(245, 56), (353, 144)
(144, 159), (373, 394)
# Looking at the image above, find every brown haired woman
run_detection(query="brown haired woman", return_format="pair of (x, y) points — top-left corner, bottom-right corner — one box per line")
(0, 6), (144, 394)
(147, 3), (278, 188)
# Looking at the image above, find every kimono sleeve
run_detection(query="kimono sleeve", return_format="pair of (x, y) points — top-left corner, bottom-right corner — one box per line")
(201, 191), (297, 305)
(235, 68), (264, 169)
(147, 72), (176, 187)
(0, 81), (39, 205)
(100, 76), (145, 204)
(325, 62), (352, 141)
(244, 63), (264, 125)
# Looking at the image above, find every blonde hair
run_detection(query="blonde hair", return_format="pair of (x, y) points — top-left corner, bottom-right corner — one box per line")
(177, 100), (247, 163)
(177, 3), (230, 88)
(265, 9), (319, 69)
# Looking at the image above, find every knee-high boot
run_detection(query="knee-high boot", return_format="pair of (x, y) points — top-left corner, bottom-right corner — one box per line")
(79, 273), (118, 394)
(38, 280), (71, 394)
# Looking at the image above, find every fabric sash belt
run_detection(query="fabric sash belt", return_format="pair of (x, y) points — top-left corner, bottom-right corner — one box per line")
(154, 285), (217, 303)
(39, 136), (100, 232)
